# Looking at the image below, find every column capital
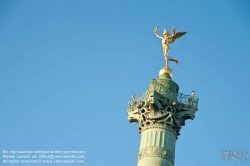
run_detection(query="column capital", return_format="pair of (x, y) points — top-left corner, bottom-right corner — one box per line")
(127, 79), (199, 137)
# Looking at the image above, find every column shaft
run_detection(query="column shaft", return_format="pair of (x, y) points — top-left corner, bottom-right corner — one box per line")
(138, 128), (176, 166)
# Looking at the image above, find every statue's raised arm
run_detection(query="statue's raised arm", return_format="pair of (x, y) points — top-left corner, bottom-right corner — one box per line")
(154, 26), (163, 40)
(172, 28), (176, 35)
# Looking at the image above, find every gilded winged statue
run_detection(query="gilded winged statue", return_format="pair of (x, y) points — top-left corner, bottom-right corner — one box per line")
(154, 26), (188, 67)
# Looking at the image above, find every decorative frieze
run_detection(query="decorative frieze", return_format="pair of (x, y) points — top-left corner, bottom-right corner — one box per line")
(138, 146), (174, 165)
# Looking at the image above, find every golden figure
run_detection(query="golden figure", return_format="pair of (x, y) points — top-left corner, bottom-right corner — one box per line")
(154, 26), (188, 67)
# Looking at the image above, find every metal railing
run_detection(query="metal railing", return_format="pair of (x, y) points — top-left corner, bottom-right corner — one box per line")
(127, 80), (199, 110)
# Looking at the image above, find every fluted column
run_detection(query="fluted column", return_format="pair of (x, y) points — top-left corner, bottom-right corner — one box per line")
(138, 128), (176, 166)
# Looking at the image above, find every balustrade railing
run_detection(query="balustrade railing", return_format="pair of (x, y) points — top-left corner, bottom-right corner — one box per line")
(127, 80), (199, 110)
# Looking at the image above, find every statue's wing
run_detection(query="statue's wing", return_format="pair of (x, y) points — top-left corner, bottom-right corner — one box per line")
(168, 31), (188, 43)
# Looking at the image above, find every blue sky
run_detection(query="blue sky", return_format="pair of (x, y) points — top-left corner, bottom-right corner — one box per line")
(0, 0), (250, 166)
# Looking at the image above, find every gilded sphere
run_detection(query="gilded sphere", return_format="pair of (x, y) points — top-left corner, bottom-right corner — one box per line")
(159, 67), (173, 78)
